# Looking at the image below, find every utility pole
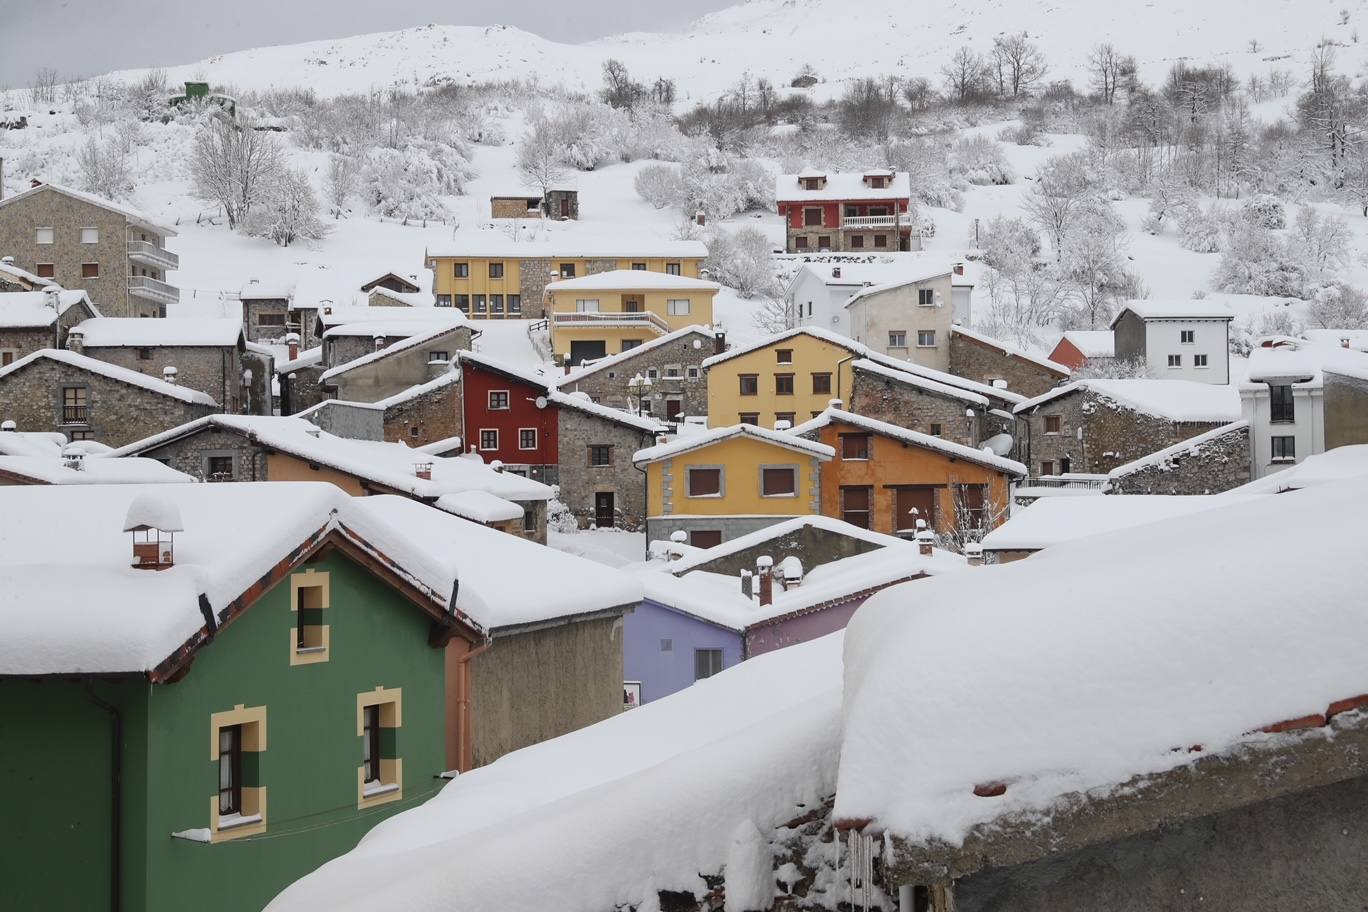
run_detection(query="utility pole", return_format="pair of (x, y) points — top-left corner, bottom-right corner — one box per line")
(0, 156), (5, 200)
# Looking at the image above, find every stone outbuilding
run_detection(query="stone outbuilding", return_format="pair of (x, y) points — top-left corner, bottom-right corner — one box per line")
(948, 326), (1070, 398)
(0, 287), (99, 365)
(1107, 420), (1252, 495)
(553, 391), (663, 531)
(319, 322), (473, 402)
(556, 324), (720, 420)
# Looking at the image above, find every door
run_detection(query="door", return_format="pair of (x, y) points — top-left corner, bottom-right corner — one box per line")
(894, 487), (937, 535)
(569, 340), (607, 365)
(594, 492), (615, 528)
(665, 398), (683, 420)
(559, 196), (570, 218)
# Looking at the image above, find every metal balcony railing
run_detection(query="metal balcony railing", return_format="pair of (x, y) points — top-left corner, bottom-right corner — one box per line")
(128, 275), (180, 305)
(552, 311), (671, 334)
(1024, 474), (1109, 490)
(61, 405), (88, 424)
(127, 240), (179, 270)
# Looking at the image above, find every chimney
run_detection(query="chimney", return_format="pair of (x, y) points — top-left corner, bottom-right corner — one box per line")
(66, 328), (84, 353)
(953, 262), (965, 276)
(63, 449), (85, 471)
(162, 366), (178, 385)
(832, 266), (841, 279)
(0, 419), (15, 431)
(286, 331), (300, 361)
(1, 255), (13, 265)
(740, 569), (753, 599)
(414, 461), (433, 480)
(374, 335), (386, 352)
(780, 557), (803, 589)
(43, 286), (60, 310)
(964, 542), (984, 567)
(695, 211), (706, 226)
(756, 555), (774, 607)
(1343, 337), (1352, 349)
(713, 331), (727, 355)
(30, 178), (42, 189)
(123, 493), (183, 570)
(915, 519), (934, 557)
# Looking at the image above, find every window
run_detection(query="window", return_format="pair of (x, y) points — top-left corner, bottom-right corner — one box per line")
(851, 235), (865, 249)
(929, 423), (942, 436)
(804, 207), (823, 227)
(623, 297), (642, 313)
(589, 445), (613, 466)
(289, 570), (330, 663)
(454, 262), (469, 278)
(436, 294), (452, 307)
(490, 294), (505, 314)
(916, 330), (936, 348)
(888, 331), (907, 348)
(1041, 460), (1055, 476)
(660, 638), (673, 653)
(210, 705), (266, 839)
(519, 428), (538, 450)
(695, 649), (724, 681)
(621, 339), (642, 351)
(410, 426), (420, 438)
(774, 373), (795, 395)
(35, 263), (55, 278)
(690, 530), (723, 548)
(775, 411), (796, 426)
(362, 705), (381, 785)
(80, 227), (99, 244)
(686, 366), (700, 379)
(218, 725), (242, 815)
(205, 454), (234, 481)
(575, 298), (600, 312)
(874, 234), (888, 248)
(812, 373), (832, 395)
(841, 486), (872, 529)
(664, 364), (682, 378)
(479, 429), (499, 450)
(841, 433), (871, 460)
(631, 262), (647, 270)
(473, 295), (487, 314)
(1180, 330), (1195, 344)
(1270, 384), (1295, 423)
(61, 386), (87, 424)
(455, 294), (470, 313)
(667, 299), (691, 316)
(0, 350), (16, 367)
(818, 236), (831, 250)
(508, 294), (522, 314)
(137, 347), (154, 361)
(523, 507), (537, 532)
(687, 466), (723, 497)
(666, 262), (682, 276)
(761, 465), (797, 497)
(1044, 415), (1062, 434)
(356, 687), (402, 808)
(647, 368), (659, 380)
(488, 390), (510, 409)
(918, 289), (934, 307)
(1271, 435), (1296, 462)
(1167, 354), (1182, 368)
(256, 312), (287, 326)
(489, 262), (505, 279)
(35, 227), (54, 244)
(1194, 354), (1208, 368)
(794, 236), (810, 250)
(428, 350), (450, 363)
(776, 348), (793, 364)
(559, 263), (577, 278)
(739, 374), (759, 396)
(739, 413), (760, 425)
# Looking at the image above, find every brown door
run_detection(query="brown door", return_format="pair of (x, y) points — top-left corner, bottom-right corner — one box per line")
(894, 487), (937, 535)
(689, 529), (722, 548)
(594, 492), (615, 528)
(666, 399), (682, 419)
(840, 486), (873, 529)
(560, 197), (570, 218)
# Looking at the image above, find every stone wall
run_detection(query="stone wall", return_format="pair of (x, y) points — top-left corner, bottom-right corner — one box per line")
(645, 514), (790, 546)
(382, 376), (462, 446)
(0, 357), (216, 447)
(949, 331), (1067, 398)
(326, 334), (384, 368)
(849, 365), (981, 446)
(685, 524), (883, 577)
(516, 257), (553, 320)
(280, 364), (327, 416)
(82, 343), (243, 411)
(545, 190), (579, 220)
(136, 428), (266, 481)
(241, 348), (274, 416)
(0, 327), (61, 361)
(241, 297), (294, 344)
(558, 329), (715, 418)
(304, 401), (384, 440)
(469, 612), (625, 768)
(490, 197), (541, 219)
(1324, 369), (1368, 450)
(555, 408), (653, 530)
(1108, 422), (1251, 495)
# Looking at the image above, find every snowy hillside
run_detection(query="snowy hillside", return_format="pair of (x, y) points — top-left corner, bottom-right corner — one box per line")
(107, 0), (1367, 100)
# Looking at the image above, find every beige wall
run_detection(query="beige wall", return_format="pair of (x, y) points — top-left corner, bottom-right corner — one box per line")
(848, 274), (954, 371)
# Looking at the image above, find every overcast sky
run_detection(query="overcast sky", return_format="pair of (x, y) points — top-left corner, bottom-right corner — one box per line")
(0, 0), (733, 86)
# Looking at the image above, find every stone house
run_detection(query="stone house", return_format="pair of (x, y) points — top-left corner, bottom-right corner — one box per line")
(71, 316), (271, 414)
(277, 346), (326, 416)
(295, 399), (384, 440)
(0, 348), (217, 446)
(1014, 379), (1243, 478)
(1107, 420), (1252, 495)
(1111, 300), (1234, 384)
(359, 272), (421, 295)
(0, 181), (179, 317)
(553, 391), (663, 531)
(489, 188), (578, 220)
(0, 287), (99, 365)
(948, 326), (1070, 398)
(374, 370), (462, 446)
(557, 325), (720, 419)
(237, 279), (301, 345)
(318, 312), (469, 373)
(320, 322), (473, 402)
(848, 358), (1019, 449)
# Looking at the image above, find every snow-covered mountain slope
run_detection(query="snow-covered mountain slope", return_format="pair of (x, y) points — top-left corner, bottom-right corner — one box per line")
(110, 0), (1366, 100)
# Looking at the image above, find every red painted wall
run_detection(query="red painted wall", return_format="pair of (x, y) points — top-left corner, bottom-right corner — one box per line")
(778, 198), (911, 230)
(459, 362), (559, 467)
(1047, 338), (1088, 371)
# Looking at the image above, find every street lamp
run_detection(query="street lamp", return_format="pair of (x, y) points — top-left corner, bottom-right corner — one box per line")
(628, 373), (653, 416)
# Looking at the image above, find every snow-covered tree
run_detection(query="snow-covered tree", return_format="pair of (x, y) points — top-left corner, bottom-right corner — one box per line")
(1214, 223), (1306, 297)
(324, 154), (356, 218)
(76, 134), (133, 201)
(704, 227), (779, 299)
(1178, 205), (1224, 253)
(517, 122), (568, 214)
(245, 168), (327, 247)
(1060, 203), (1132, 329)
(191, 118), (283, 230)
(361, 146), (448, 222)
(989, 33), (1047, 98)
(1306, 282), (1368, 328)
(634, 164), (682, 209)
(1291, 203), (1351, 279)
(1071, 356), (1155, 379)
(1024, 152), (1097, 256)
(948, 135), (1014, 185)
(1240, 193), (1287, 229)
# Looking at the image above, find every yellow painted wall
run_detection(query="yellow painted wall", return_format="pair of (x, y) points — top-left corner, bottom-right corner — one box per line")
(644, 434), (824, 517)
(705, 334), (859, 428)
(548, 287), (716, 359)
(430, 256), (705, 303)
(266, 453), (368, 496)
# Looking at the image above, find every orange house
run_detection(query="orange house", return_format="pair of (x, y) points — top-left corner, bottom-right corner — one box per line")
(792, 408), (1025, 537)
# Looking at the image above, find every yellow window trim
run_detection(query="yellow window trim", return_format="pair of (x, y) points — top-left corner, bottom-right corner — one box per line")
(209, 704), (268, 842)
(356, 687), (403, 809)
(290, 569), (331, 665)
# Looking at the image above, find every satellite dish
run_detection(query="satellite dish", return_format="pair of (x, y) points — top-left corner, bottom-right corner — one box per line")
(692, 339), (702, 349)
(534, 395), (548, 409)
(830, 315), (840, 325)
(982, 433), (1014, 456)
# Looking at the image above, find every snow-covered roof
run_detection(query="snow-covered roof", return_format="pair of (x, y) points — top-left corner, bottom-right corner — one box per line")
(633, 423), (834, 465)
(1242, 340), (1368, 389)
(549, 390), (666, 434)
(1228, 444), (1368, 495)
(266, 631), (842, 912)
(836, 477), (1368, 845)
(74, 317), (244, 348)
(1060, 330), (1116, 358)
(350, 496), (641, 631)
(774, 170), (911, 203)
(425, 238), (709, 259)
(849, 358), (988, 407)
(238, 280), (296, 300)
(1107, 420), (1249, 480)
(319, 324), (467, 382)
(791, 408), (1028, 476)
(1013, 378), (1241, 423)
(950, 326), (1071, 377)
(112, 415), (553, 502)
(793, 258), (954, 291)
(369, 369), (463, 409)
(0, 430), (69, 457)
(0, 288), (97, 327)
(1110, 299), (1235, 326)
(558, 325), (716, 384)
(433, 490), (524, 524)
(0, 349), (218, 406)
(546, 270), (720, 293)
(317, 303), (466, 329)
(416, 435), (463, 456)
(322, 314), (467, 337)
(0, 453), (193, 485)
(0, 260), (55, 288)
(276, 346), (322, 373)
(123, 491), (185, 532)
(0, 182), (176, 236)
(665, 514), (925, 575)
(1303, 329), (1368, 352)
(980, 493), (1235, 552)
(368, 287), (436, 307)
(456, 349), (555, 391)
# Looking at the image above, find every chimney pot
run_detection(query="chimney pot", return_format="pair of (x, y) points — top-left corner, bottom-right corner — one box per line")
(695, 211), (706, 226)
(832, 266), (841, 278)
(286, 331), (300, 361)
(162, 366), (177, 385)
(374, 335), (386, 351)
(916, 527), (935, 557)
(953, 262), (965, 276)
(756, 555), (774, 607)
(414, 461), (433, 480)
(1, 255), (13, 264)
(964, 542), (984, 566)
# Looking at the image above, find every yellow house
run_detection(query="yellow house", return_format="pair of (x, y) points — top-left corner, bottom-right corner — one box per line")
(547, 270), (719, 365)
(424, 239), (708, 320)
(633, 424), (834, 546)
(704, 327), (866, 429)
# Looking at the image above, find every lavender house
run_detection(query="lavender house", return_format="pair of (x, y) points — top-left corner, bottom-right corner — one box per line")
(626, 516), (965, 705)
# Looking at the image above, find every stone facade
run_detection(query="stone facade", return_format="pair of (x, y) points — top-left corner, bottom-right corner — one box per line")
(1021, 387), (1229, 477)
(557, 328), (716, 419)
(0, 298), (95, 365)
(684, 523), (883, 577)
(134, 427), (265, 481)
(555, 406), (654, 530)
(80, 342), (248, 412)
(325, 327), (472, 402)
(280, 363), (327, 415)
(1108, 422), (1251, 495)
(516, 257), (554, 320)
(490, 196), (543, 219)
(381, 376), (462, 446)
(240, 296), (295, 345)
(0, 357), (216, 447)
(303, 401), (384, 440)
(849, 364), (984, 447)
(949, 329), (1068, 398)
(1324, 369), (1368, 451)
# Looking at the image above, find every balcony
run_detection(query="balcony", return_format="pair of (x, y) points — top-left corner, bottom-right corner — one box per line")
(552, 311), (671, 335)
(61, 405), (88, 425)
(127, 240), (179, 271)
(841, 215), (900, 229)
(128, 275), (180, 307)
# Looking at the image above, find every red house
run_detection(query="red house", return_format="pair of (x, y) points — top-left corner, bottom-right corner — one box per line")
(773, 169), (916, 254)
(457, 350), (558, 483)
(1048, 330), (1116, 371)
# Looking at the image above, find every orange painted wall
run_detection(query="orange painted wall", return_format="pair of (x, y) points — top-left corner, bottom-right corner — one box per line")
(266, 453), (369, 496)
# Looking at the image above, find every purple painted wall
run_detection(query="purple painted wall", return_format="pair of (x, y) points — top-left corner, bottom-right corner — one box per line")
(624, 599), (742, 704)
(744, 596), (869, 658)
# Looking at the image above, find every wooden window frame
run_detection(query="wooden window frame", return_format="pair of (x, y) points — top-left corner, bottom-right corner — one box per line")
(479, 429), (499, 451)
(739, 374), (759, 396)
(759, 464), (799, 498)
(518, 428), (538, 451)
(686, 465), (725, 498)
(811, 372), (832, 395)
(588, 444), (613, 467)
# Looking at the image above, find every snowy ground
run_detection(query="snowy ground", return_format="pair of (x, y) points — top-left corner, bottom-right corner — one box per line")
(548, 527), (647, 568)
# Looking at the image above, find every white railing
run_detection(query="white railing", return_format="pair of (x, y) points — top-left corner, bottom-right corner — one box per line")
(127, 240), (179, 270)
(842, 215), (900, 229)
(1024, 474), (1109, 490)
(128, 275), (180, 304)
(552, 311), (672, 334)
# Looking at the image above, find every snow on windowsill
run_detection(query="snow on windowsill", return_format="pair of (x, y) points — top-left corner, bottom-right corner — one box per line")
(171, 827), (212, 843)
(296, 645), (326, 655)
(363, 781), (399, 798)
(216, 812), (263, 831)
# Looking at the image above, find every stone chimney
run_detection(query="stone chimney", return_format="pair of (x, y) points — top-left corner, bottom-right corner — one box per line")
(286, 332), (300, 362)
(714, 331), (727, 355)
(66, 329), (84, 353)
(162, 366), (177, 385)
(915, 519), (934, 556)
(414, 461), (433, 480)
(756, 555), (774, 607)
(1, 419), (15, 431)
(374, 335), (386, 352)
(695, 211), (706, 226)
(964, 542), (984, 567)
(953, 262), (965, 276)
(832, 266), (842, 279)
(740, 569), (753, 599)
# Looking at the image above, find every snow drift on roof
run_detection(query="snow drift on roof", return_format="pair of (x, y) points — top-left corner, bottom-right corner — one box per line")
(546, 269), (720, 292)
(1060, 329), (1116, 358)
(791, 408), (1028, 476)
(774, 171), (911, 202)
(0, 181), (176, 236)
(951, 326), (1070, 376)
(1242, 341), (1368, 388)
(0, 453), (192, 485)
(75, 317), (243, 348)
(238, 280), (296, 300)
(1014, 378), (1241, 423)
(1107, 420), (1249, 480)
(980, 494), (1231, 551)
(319, 324), (466, 381)
(0, 289), (96, 327)
(1110, 299), (1235, 326)
(433, 490), (524, 524)
(633, 423), (834, 464)
(0, 349), (218, 406)
(425, 237), (709, 259)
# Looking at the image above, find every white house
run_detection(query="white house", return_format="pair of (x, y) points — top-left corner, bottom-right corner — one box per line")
(1110, 301), (1234, 383)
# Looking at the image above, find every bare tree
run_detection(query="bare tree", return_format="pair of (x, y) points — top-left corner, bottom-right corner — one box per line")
(324, 154), (357, 218)
(191, 118), (283, 230)
(517, 123), (568, 215)
(990, 33), (1047, 98)
(1088, 44), (1133, 105)
(601, 59), (643, 110)
(76, 134), (133, 200)
(1023, 152), (1095, 256)
(29, 67), (60, 105)
(941, 47), (989, 104)
(245, 168), (327, 247)
(938, 480), (1010, 554)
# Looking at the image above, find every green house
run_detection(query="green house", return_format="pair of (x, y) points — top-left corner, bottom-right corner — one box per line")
(0, 482), (484, 912)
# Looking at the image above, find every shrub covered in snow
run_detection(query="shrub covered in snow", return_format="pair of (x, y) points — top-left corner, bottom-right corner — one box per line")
(948, 134), (1014, 185)
(1240, 193), (1287, 229)
(360, 139), (469, 221)
(244, 168), (327, 246)
(703, 227), (780, 298)
(1178, 205), (1224, 253)
(1214, 223), (1305, 297)
(76, 133), (134, 201)
(634, 164), (682, 210)
(1306, 282), (1368, 329)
